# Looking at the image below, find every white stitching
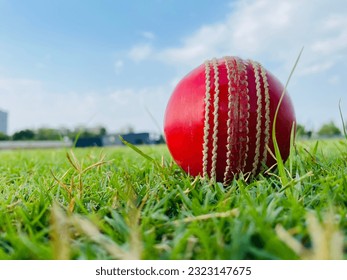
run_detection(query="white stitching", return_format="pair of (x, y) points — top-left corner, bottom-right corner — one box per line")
(260, 63), (270, 168)
(202, 60), (211, 178)
(239, 59), (250, 172)
(211, 58), (220, 180)
(250, 60), (262, 175)
(223, 56), (234, 184)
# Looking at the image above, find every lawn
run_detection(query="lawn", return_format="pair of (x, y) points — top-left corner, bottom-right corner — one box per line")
(0, 138), (346, 260)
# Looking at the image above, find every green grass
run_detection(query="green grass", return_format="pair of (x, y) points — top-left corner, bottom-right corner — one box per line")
(0, 139), (346, 260)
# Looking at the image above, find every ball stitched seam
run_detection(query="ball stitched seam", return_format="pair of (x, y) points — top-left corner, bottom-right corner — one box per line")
(260, 64), (271, 169)
(251, 60), (263, 175)
(211, 58), (220, 180)
(223, 56), (236, 184)
(238, 59), (250, 172)
(202, 60), (212, 178)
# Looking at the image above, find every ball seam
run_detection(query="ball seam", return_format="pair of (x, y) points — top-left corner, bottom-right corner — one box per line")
(211, 58), (220, 180)
(239, 59), (250, 172)
(223, 56), (236, 184)
(260, 63), (271, 168)
(251, 60), (263, 175)
(202, 60), (212, 178)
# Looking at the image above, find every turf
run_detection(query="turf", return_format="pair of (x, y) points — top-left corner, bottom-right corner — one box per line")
(0, 139), (346, 260)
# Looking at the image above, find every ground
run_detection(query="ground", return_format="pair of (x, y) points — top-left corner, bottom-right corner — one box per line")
(0, 139), (346, 259)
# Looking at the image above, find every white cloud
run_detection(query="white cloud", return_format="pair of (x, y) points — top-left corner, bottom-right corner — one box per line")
(0, 78), (170, 134)
(328, 75), (340, 85)
(114, 59), (124, 74)
(311, 15), (347, 56)
(157, 0), (302, 68)
(299, 61), (334, 76)
(312, 33), (347, 55)
(0, 79), (99, 132)
(141, 31), (155, 40)
(156, 0), (347, 79)
(109, 89), (134, 105)
(128, 44), (153, 62)
(127, 0), (347, 79)
(229, 1), (295, 53)
(0, 78), (42, 92)
(158, 22), (227, 67)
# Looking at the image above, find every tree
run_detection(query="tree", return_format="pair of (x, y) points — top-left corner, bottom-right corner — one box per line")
(12, 129), (36, 140)
(317, 122), (341, 137)
(296, 124), (312, 138)
(296, 124), (306, 137)
(99, 127), (107, 136)
(0, 132), (10, 141)
(36, 128), (61, 140)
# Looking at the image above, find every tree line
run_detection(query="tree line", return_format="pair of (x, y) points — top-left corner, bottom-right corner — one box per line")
(0, 126), (107, 141)
(0, 122), (345, 141)
(296, 121), (344, 138)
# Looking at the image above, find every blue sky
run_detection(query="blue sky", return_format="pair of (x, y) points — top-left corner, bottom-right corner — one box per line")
(0, 0), (347, 134)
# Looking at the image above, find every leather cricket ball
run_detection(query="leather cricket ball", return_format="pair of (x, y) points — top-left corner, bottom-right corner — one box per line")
(164, 56), (296, 184)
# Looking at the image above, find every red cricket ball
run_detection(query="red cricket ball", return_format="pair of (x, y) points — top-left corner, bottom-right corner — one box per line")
(164, 56), (296, 184)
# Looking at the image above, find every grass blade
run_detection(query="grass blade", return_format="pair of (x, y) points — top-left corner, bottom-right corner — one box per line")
(272, 47), (304, 185)
(50, 203), (71, 260)
(338, 99), (347, 140)
(119, 135), (159, 168)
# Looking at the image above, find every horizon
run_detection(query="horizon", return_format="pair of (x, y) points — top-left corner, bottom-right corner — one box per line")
(1, 0), (347, 134)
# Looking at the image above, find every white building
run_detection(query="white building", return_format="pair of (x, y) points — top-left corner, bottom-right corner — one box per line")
(0, 110), (8, 135)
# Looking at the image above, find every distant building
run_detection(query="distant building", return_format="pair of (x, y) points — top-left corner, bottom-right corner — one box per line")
(121, 132), (151, 145)
(75, 137), (103, 148)
(0, 110), (8, 135)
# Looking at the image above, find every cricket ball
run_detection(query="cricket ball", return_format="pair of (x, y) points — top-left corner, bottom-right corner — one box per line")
(164, 56), (295, 184)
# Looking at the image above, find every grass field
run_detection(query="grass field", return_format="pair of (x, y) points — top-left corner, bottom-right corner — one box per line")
(0, 138), (346, 260)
